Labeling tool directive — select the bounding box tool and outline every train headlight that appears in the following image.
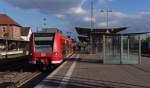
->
[54,52,58,57]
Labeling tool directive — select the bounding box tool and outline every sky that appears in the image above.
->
[0,0,150,35]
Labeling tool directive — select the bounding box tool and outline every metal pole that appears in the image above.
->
[36,26,39,32]
[43,17,47,28]
[5,38,8,59]
[90,0,94,53]
[91,0,94,29]
[4,31,9,59]
[120,35,123,64]
[91,0,94,50]
[103,35,106,61]
[127,37,130,59]
[106,8,109,29]
[138,35,141,64]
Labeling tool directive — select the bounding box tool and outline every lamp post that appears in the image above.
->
[90,0,94,53]
[43,17,47,28]
[100,8,112,60]
[100,8,112,31]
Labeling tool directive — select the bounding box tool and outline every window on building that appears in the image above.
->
[3,29,6,32]
[3,27,6,32]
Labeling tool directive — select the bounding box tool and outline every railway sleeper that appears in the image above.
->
[7,73,40,88]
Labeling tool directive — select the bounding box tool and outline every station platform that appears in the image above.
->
[35,54,150,88]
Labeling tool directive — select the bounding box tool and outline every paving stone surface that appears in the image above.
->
[35,54,150,88]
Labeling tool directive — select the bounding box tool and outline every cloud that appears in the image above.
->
[4,0,88,32]
[96,11,150,33]
[3,0,112,27]
[5,0,85,14]
[120,12,150,33]
[56,14,66,19]
[4,0,150,33]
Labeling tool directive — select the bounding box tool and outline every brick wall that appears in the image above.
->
[0,25,9,38]
[0,25,21,40]
[12,26,21,39]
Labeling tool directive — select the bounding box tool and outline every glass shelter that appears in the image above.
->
[102,34,142,64]
[76,27,148,64]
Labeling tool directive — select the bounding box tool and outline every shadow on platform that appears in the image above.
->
[77,58,103,64]
[66,54,103,64]
[37,75,149,88]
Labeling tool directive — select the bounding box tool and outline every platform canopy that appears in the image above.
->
[76,27,127,36]
[76,27,127,42]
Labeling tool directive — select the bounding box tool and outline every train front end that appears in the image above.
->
[29,33,54,69]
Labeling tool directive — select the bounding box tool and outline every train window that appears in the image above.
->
[35,45,52,52]
[35,41,53,52]
[35,41,53,45]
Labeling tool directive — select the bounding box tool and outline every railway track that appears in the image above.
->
[0,72,41,88]
[0,56,60,88]
[0,56,42,88]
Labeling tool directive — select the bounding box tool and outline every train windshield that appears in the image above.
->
[35,41,53,52]
[34,33,54,52]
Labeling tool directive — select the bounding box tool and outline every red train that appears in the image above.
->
[29,31,73,70]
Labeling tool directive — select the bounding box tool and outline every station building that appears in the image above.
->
[0,14,31,58]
